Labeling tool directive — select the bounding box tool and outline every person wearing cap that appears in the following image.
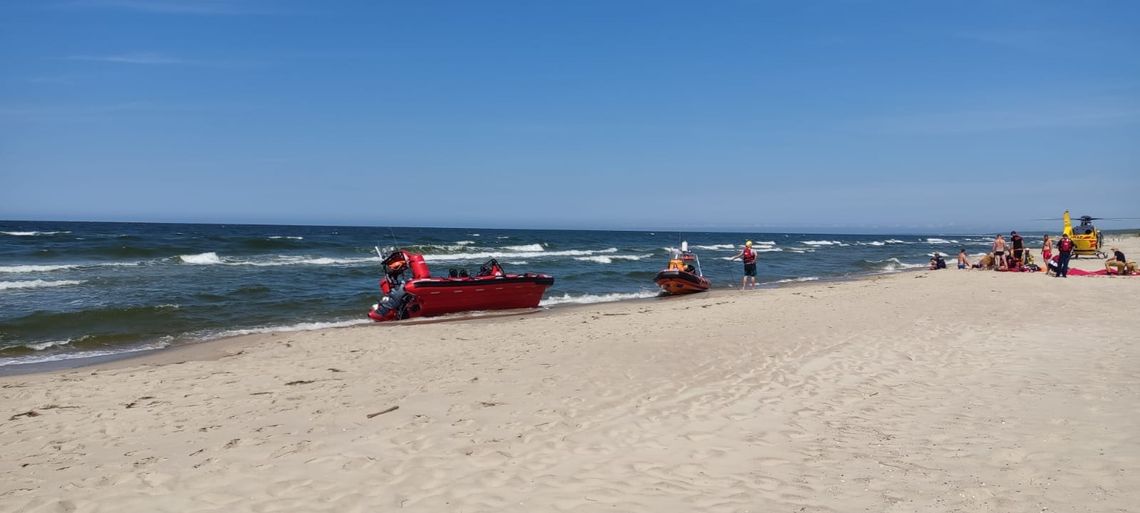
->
[1105,247,1136,276]
[729,240,758,289]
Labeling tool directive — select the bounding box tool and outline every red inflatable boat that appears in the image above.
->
[368,249,555,321]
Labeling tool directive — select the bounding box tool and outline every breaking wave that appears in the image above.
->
[692,244,736,250]
[422,248,618,263]
[213,319,371,338]
[178,252,224,265]
[573,254,653,264]
[502,243,545,252]
[540,290,660,306]
[773,277,820,284]
[0,279,84,290]
[860,257,926,273]
[0,342,170,368]
[1,231,70,236]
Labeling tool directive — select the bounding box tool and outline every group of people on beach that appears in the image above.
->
[936,231,1137,277]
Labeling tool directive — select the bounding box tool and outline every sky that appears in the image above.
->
[1,0,1138,233]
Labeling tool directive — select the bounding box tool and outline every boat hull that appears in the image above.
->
[369,274,554,321]
[654,270,710,295]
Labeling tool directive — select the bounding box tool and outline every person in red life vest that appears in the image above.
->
[730,240,759,289]
[1056,233,1075,278]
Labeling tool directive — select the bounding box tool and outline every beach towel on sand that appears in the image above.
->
[1067,268,1139,277]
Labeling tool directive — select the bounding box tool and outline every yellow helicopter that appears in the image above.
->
[1060,211,1104,259]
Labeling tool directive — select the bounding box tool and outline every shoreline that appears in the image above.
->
[3,232,1133,377]
[0,271,869,377]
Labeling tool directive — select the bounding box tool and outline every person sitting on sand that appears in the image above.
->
[973,253,994,270]
[929,253,946,270]
[957,248,971,269]
[1105,247,1137,276]
[729,240,758,289]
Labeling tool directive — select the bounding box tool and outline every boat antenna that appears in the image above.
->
[387,227,400,253]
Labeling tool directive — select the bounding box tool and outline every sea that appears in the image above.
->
[0,220,1001,371]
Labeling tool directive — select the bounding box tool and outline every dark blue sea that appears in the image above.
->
[0,221,998,370]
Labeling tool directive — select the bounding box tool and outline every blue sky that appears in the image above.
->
[1,0,1138,233]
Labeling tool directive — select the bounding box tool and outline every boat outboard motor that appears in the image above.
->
[376,284,416,320]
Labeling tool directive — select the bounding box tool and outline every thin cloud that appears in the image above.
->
[66,52,186,65]
[953,29,1056,50]
[62,0,280,15]
[848,102,1140,135]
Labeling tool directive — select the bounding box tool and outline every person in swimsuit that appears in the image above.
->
[1041,235,1052,269]
[956,248,971,269]
[991,235,1007,271]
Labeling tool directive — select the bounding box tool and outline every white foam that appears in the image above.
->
[422,247,618,263]
[25,339,74,351]
[454,240,475,246]
[692,244,736,250]
[801,240,846,246]
[0,262,142,273]
[573,254,653,264]
[885,239,908,244]
[540,290,659,306]
[502,243,545,252]
[774,277,820,284]
[242,256,378,267]
[926,238,959,244]
[179,252,223,265]
[214,319,371,338]
[1,231,70,236]
[268,236,304,240]
[0,264,80,273]
[874,257,926,272]
[0,279,84,290]
[0,341,170,367]
[861,241,886,246]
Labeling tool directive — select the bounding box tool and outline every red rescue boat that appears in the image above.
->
[654,242,710,294]
[368,249,555,321]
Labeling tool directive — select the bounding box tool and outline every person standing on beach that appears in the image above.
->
[1042,235,1052,268]
[730,240,758,289]
[1056,233,1075,278]
[1011,231,1024,264]
[991,234,1006,271]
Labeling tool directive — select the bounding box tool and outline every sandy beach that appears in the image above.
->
[3,238,1138,513]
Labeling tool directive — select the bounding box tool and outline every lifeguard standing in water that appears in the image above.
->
[730,240,758,289]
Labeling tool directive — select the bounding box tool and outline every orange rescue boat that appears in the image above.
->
[654,242,710,294]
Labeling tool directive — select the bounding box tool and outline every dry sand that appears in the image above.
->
[3,237,1139,513]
